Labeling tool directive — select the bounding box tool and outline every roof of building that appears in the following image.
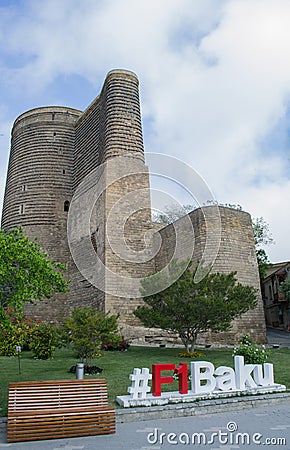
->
[264,261,290,280]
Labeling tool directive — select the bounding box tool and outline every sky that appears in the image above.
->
[1,0,290,263]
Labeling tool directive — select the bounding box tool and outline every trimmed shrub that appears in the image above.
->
[29,322,61,359]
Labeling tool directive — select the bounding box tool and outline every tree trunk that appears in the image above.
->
[185,332,198,353]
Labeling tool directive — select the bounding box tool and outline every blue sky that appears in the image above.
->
[1,0,290,262]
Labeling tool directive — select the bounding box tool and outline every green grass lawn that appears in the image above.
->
[1,345,289,417]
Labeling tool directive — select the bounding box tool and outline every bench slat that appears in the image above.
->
[7,379,116,442]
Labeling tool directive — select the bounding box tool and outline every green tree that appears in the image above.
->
[135,262,257,351]
[251,216,274,279]
[64,307,121,365]
[252,216,274,247]
[255,248,271,280]
[0,228,68,321]
[152,204,194,225]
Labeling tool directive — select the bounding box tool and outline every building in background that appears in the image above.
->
[262,261,290,331]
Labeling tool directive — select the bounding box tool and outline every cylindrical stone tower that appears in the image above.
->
[2,106,82,262]
[1,106,82,321]
[102,69,145,162]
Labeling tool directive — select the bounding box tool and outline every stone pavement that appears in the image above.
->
[267,327,290,347]
[1,396,290,449]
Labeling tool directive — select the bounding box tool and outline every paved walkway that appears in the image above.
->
[267,327,290,347]
[1,398,290,449]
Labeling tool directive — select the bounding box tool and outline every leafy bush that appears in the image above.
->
[233,334,268,364]
[240,335,255,346]
[0,308,64,359]
[29,322,61,359]
[101,338,130,352]
[0,308,32,356]
[64,307,121,365]
[0,328,26,356]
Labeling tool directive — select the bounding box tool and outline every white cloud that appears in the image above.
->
[0,0,229,92]
[237,181,290,262]
[0,0,290,261]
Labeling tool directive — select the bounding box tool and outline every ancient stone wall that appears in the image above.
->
[103,158,155,322]
[154,206,267,344]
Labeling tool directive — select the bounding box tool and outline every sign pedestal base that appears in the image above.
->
[116,384,286,408]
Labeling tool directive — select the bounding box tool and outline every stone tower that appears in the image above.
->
[2,70,154,323]
[1,69,267,343]
[1,106,82,320]
[1,105,81,254]
[70,69,154,322]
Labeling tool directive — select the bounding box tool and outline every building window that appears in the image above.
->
[52,113,55,121]
[21,184,26,192]
[19,204,25,214]
[63,169,66,174]
[58,147,63,155]
[269,285,273,301]
[53,132,56,142]
[64,201,70,212]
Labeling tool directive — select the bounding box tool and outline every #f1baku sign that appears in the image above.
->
[116,356,286,408]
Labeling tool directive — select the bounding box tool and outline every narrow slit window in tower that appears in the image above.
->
[64,201,70,212]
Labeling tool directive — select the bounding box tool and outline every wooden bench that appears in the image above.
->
[7,379,115,442]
